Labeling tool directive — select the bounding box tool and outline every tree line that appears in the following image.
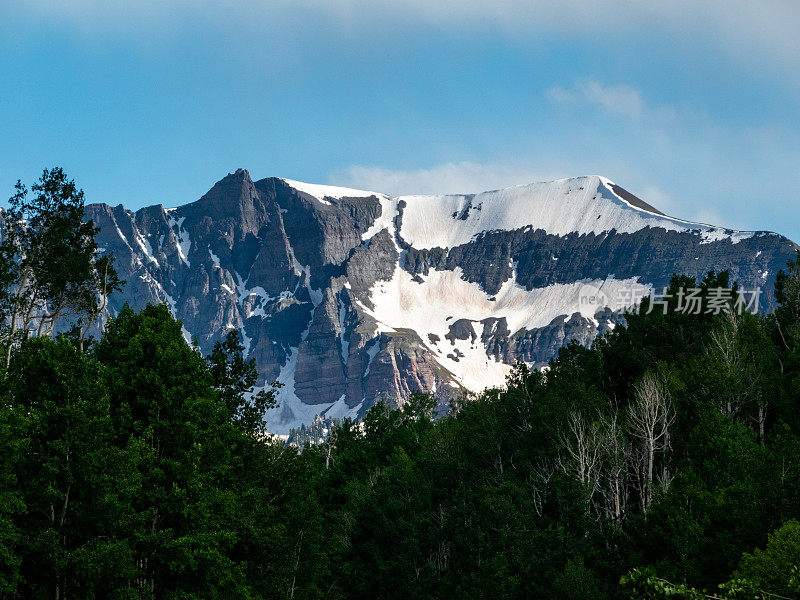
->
[1,170,799,598]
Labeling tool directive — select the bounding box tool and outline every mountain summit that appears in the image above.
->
[86,171,798,432]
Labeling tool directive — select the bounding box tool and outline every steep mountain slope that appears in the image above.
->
[86,169,798,432]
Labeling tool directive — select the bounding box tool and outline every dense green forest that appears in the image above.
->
[1,171,800,598]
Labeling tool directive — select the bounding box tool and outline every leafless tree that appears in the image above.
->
[627,372,675,513]
[529,458,556,518]
[599,410,628,524]
[321,424,338,470]
[708,311,747,417]
[558,411,603,497]
[755,392,768,445]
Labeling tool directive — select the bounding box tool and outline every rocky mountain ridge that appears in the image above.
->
[85,169,798,432]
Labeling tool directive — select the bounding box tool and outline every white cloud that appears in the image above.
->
[550,81,645,119]
[548,79,683,122]
[329,161,568,196]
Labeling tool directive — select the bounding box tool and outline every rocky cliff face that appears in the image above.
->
[86,169,799,432]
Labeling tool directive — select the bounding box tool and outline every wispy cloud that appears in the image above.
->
[549,81,645,119]
[548,80,682,122]
[330,161,568,196]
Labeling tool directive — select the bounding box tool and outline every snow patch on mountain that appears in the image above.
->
[395,175,756,249]
[262,348,315,433]
[359,264,650,391]
[362,193,398,244]
[293,258,322,306]
[338,296,349,365]
[167,215,191,266]
[425,322,512,394]
[264,364,364,433]
[134,230,159,267]
[363,336,381,378]
[208,246,221,267]
[323,395,363,421]
[699,228,757,245]
[260,258,334,433]
[363,264,649,336]
[113,223,132,252]
[281,179,382,206]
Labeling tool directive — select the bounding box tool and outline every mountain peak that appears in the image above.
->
[593,176,665,216]
[194,168,259,221]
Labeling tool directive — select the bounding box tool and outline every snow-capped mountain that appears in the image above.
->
[86,169,798,432]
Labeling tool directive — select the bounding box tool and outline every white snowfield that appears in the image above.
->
[395,175,757,249]
[282,174,757,248]
[359,265,651,393]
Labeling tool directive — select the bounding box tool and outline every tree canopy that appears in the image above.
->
[1,171,799,599]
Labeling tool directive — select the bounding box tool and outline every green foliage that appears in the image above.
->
[621,565,799,600]
[207,329,279,433]
[3,336,136,598]
[0,168,122,363]
[1,201,800,598]
[0,303,334,598]
[735,520,800,596]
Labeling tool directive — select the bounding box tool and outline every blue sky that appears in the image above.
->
[1,1,799,241]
